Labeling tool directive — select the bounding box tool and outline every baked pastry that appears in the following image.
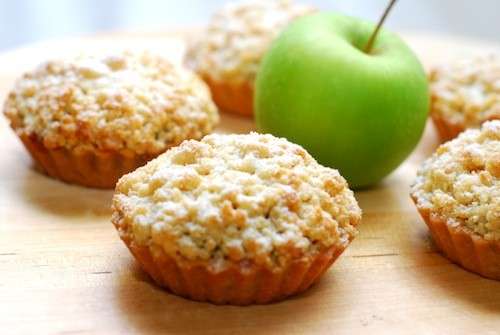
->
[3,51,219,188]
[112,132,361,304]
[186,0,315,116]
[429,55,500,142]
[411,120,500,280]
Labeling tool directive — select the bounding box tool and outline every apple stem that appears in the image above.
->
[364,0,398,54]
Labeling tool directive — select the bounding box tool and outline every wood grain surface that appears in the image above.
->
[0,30,499,335]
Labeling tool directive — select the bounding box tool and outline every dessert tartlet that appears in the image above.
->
[411,120,500,280]
[112,132,361,304]
[3,51,219,188]
[429,55,500,142]
[186,0,315,116]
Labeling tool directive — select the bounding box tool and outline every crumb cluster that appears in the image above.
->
[411,121,500,241]
[4,52,219,155]
[113,133,361,268]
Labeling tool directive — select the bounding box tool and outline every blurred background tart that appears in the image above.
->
[429,54,500,142]
[186,0,315,117]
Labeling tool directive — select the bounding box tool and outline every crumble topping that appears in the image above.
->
[113,132,361,269]
[3,51,219,155]
[411,120,500,241]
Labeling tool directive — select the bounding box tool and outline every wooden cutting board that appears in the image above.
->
[0,30,499,335]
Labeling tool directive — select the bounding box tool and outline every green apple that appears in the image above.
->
[255,12,429,188]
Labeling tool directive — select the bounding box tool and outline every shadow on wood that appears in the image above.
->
[407,224,500,314]
[113,258,349,335]
[20,165,113,217]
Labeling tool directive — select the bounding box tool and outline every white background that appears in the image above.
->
[0,0,499,51]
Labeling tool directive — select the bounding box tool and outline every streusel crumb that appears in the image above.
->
[429,55,500,128]
[411,120,500,241]
[188,0,315,84]
[113,132,361,269]
[4,51,219,155]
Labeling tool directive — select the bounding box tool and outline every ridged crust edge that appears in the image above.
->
[112,206,353,305]
[202,75,254,117]
[411,195,500,280]
[19,133,158,189]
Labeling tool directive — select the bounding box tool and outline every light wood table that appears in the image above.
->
[0,30,499,334]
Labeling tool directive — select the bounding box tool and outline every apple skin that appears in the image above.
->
[255,12,429,188]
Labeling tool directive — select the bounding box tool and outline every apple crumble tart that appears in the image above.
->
[186,0,315,116]
[112,132,361,304]
[429,55,500,142]
[3,51,218,188]
[411,120,500,279]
